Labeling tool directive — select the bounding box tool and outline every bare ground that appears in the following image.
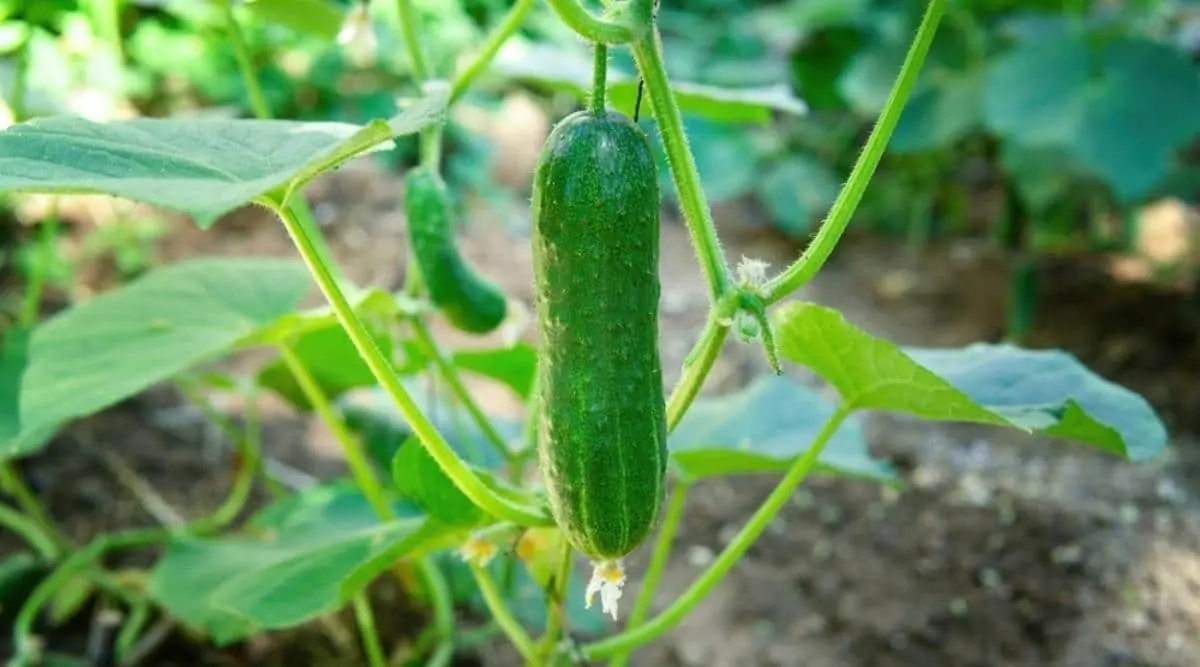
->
[4,129,1200,667]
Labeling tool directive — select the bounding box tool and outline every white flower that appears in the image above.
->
[458,532,499,567]
[585,559,627,621]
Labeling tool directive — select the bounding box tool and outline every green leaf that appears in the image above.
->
[756,155,841,237]
[668,373,895,483]
[5,258,310,461]
[242,0,344,39]
[392,436,484,527]
[492,41,806,125]
[773,302,1168,461]
[452,342,538,401]
[982,37,1091,146]
[149,482,441,643]
[0,87,448,227]
[837,41,906,115]
[255,289,403,412]
[339,384,519,472]
[889,68,983,154]
[0,327,29,441]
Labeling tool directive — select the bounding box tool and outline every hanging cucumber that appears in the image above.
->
[529,102,668,565]
[403,166,507,334]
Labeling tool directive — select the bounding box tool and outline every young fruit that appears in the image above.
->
[403,166,507,334]
[530,108,668,562]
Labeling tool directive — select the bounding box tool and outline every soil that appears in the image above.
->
[4,106,1200,667]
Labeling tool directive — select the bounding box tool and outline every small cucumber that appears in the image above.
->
[530,109,667,561]
[404,167,507,334]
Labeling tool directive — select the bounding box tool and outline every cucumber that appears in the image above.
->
[530,109,667,561]
[404,167,507,334]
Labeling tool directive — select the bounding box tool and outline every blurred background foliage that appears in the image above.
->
[1,0,1199,337]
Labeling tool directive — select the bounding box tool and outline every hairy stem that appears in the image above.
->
[264,198,550,527]
[582,406,853,659]
[536,538,575,659]
[591,42,608,113]
[544,0,644,44]
[665,318,730,432]
[762,0,948,303]
[449,0,536,104]
[630,22,731,303]
[607,481,689,667]
[472,563,538,663]
[408,317,515,465]
[280,343,393,521]
[222,1,271,121]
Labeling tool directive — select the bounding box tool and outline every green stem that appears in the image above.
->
[417,557,456,650]
[545,0,643,44]
[762,0,948,304]
[178,381,263,534]
[536,538,574,659]
[608,481,689,667]
[264,198,551,527]
[0,502,58,559]
[395,0,431,82]
[630,22,731,303]
[280,343,394,521]
[591,42,608,113]
[0,463,69,550]
[449,0,536,105]
[222,0,272,121]
[471,563,538,664]
[12,528,167,658]
[20,211,58,327]
[665,313,732,432]
[352,593,388,667]
[582,405,854,659]
[408,317,515,465]
[9,32,29,123]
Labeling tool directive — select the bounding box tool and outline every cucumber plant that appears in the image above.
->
[0,1,1173,666]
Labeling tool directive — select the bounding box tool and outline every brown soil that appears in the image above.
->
[4,125,1200,667]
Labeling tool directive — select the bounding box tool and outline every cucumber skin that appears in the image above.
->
[404,167,507,334]
[530,109,668,561]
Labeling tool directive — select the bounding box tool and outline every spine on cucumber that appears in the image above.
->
[403,167,507,334]
[530,108,667,561]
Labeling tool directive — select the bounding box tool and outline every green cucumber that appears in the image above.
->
[404,167,507,334]
[530,109,667,561]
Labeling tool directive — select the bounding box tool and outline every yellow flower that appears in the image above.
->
[459,532,498,567]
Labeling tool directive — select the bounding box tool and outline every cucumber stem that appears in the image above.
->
[762,0,947,304]
[545,0,645,44]
[591,42,609,114]
[449,0,537,105]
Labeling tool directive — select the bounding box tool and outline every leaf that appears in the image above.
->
[491,41,805,125]
[981,37,1092,146]
[149,482,442,643]
[1068,39,1200,201]
[5,259,310,461]
[0,327,29,441]
[243,0,344,39]
[837,41,906,115]
[0,87,448,227]
[392,436,484,527]
[773,302,1169,461]
[668,374,895,483]
[339,384,519,473]
[756,155,841,237]
[255,289,403,412]
[889,68,983,154]
[452,342,538,401]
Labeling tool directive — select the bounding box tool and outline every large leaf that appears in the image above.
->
[773,302,1168,461]
[889,67,983,154]
[492,41,806,125]
[243,0,344,39]
[452,342,538,401]
[149,482,442,644]
[0,87,448,227]
[668,373,895,483]
[4,259,310,461]
[392,436,484,527]
[0,327,29,440]
[982,37,1091,146]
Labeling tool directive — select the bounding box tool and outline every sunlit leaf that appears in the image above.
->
[452,342,538,401]
[392,436,484,527]
[774,302,1169,461]
[669,373,895,483]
